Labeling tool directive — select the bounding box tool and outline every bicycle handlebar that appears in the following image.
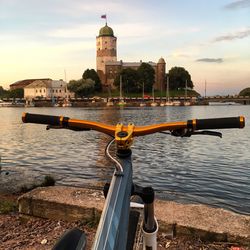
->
[22,113,245,137]
[194,117,245,130]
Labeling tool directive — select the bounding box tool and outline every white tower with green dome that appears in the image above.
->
[96,23,117,85]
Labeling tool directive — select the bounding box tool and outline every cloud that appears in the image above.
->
[224,0,250,10]
[213,28,250,42]
[196,58,223,63]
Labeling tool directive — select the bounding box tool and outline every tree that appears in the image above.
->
[0,86,8,98]
[82,69,102,91]
[8,88,24,98]
[168,67,193,90]
[114,68,139,93]
[68,79,95,97]
[137,63,155,92]
[239,87,250,96]
[1,86,24,99]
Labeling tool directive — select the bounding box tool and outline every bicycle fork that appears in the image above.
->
[103,182,158,250]
[132,184,158,250]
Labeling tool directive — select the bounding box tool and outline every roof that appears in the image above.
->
[25,80,51,88]
[158,57,166,64]
[99,24,114,37]
[10,78,51,88]
[24,79,67,89]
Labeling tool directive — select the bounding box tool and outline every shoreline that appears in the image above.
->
[18,186,250,246]
[1,187,249,249]
[0,186,250,250]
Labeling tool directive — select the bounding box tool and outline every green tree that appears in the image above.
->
[68,79,95,97]
[82,69,102,91]
[168,67,193,90]
[239,87,250,96]
[114,68,139,93]
[8,88,24,98]
[137,63,155,92]
[0,86,8,98]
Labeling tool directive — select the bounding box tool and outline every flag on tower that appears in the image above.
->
[101,14,106,19]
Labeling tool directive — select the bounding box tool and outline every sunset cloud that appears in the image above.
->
[196,58,223,63]
[213,28,250,42]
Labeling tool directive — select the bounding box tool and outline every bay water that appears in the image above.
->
[0,105,249,214]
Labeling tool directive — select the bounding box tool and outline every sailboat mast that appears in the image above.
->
[166,76,170,102]
[205,80,207,98]
[142,82,144,101]
[120,75,122,99]
[185,79,187,101]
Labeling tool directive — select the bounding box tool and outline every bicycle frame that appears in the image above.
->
[92,150,133,250]
[92,147,158,250]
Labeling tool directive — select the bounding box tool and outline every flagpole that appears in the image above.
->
[101,14,107,25]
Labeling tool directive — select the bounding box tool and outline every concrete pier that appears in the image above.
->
[18,186,250,246]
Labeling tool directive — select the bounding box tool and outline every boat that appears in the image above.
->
[0,100,24,107]
[106,86,114,106]
[209,101,239,106]
[150,86,158,107]
[183,101,191,106]
[0,100,14,107]
[165,76,173,106]
[118,75,126,106]
[118,98,126,106]
[172,101,181,106]
[106,97,114,106]
[62,102,72,107]
[62,83,72,107]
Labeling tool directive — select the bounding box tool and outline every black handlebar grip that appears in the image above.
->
[193,116,245,130]
[22,112,69,126]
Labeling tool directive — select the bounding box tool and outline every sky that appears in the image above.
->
[0,0,250,95]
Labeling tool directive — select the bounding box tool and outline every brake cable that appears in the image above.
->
[105,138,124,175]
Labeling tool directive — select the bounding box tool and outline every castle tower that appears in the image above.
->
[156,57,166,91]
[96,24,117,85]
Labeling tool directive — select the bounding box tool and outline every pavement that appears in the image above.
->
[18,186,250,246]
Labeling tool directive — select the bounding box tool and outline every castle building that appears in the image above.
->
[96,23,166,91]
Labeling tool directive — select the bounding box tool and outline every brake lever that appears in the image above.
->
[46,125,62,130]
[46,125,90,131]
[161,129,222,138]
[192,131,222,138]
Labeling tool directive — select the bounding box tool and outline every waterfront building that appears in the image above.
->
[96,23,166,90]
[24,79,74,100]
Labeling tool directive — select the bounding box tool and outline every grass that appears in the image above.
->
[20,175,55,193]
[0,200,18,214]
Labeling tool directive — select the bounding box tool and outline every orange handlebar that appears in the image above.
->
[22,113,245,138]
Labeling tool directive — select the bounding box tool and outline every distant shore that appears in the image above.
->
[2,94,250,107]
